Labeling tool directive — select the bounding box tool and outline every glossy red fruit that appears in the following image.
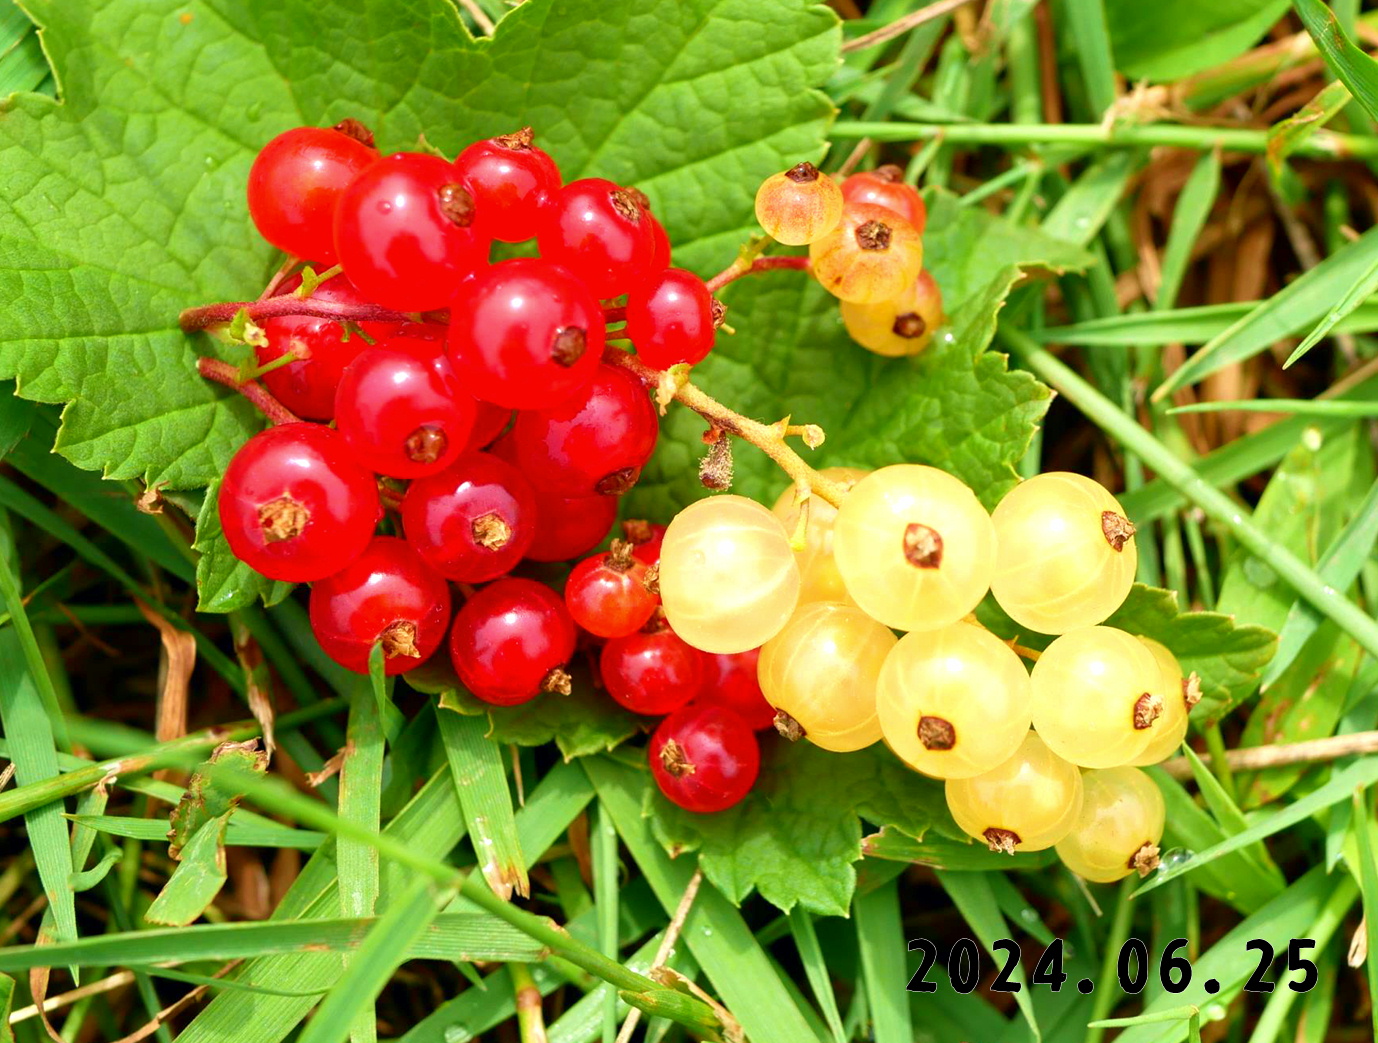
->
[247,124,377,264]
[450,578,577,706]
[840,165,927,234]
[624,268,718,369]
[256,274,404,421]
[649,704,760,813]
[536,178,657,299]
[465,401,513,452]
[453,127,561,243]
[645,214,672,272]
[333,152,488,312]
[600,624,703,716]
[218,424,381,582]
[447,258,605,410]
[401,451,537,582]
[564,541,659,638]
[335,338,477,479]
[308,536,450,675]
[695,648,774,730]
[623,520,666,568]
[507,363,658,497]
[525,489,619,562]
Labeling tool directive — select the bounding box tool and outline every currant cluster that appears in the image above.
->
[754,162,944,357]
[655,467,1185,882]
[219,122,725,696]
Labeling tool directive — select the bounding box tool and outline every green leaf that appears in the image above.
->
[437,708,528,899]
[168,739,269,858]
[852,878,913,1043]
[650,740,948,915]
[1106,0,1290,81]
[433,680,644,762]
[1267,80,1351,178]
[194,480,294,613]
[1293,0,1378,125]
[632,190,1092,519]
[144,812,231,926]
[0,383,33,461]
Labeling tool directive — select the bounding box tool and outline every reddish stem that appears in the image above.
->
[180,294,412,332]
[197,358,301,426]
[603,305,627,324]
[705,255,810,293]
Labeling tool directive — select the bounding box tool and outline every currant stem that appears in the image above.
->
[602,346,849,508]
[704,255,810,294]
[179,294,412,332]
[196,358,301,426]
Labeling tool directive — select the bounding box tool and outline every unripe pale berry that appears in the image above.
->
[659,495,801,654]
[757,601,895,753]
[945,732,1083,853]
[840,270,943,358]
[1055,766,1166,882]
[809,202,923,304]
[769,466,869,606]
[832,464,995,632]
[754,162,843,246]
[990,472,1137,635]
[877,622,1033,779]
[1130,637,1198,766]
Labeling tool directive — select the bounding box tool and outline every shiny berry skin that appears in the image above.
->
[646,214,672,272]
[333,152,488,312]
[625,268,719,369]
[247,125,377,264]
[256,274,403,421]
[218,424,381,583]
[308,536,450,675]
[809,202,923,304]
[839,165,927,234]
[600,624,703,716]
[565,541,658,638]
[507,363,658,497]
[536,178,657,299]
[401,451,537,582]
[465,401,513,452]
[624,521,667,567]
[650,704,759,814]
[448,258,605,410]
[450,578,577,706]
[840,269,943,359]
[695,648,774,730]
[452,127,561,243]
[754,162,843,246]
[525,489,619,562]
[335,338,477,479]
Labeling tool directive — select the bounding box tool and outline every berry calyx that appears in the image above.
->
[839,165,927,233]
[564,540,659,638]
[649,704,759,813]
[600,621,704,716]
[308,536,450,675]
[839,270,944,358]
[219,424,380,582]
[447,258,605,410]
[452,127,562,242]
[754,162,844,246]
[449,578,577,706]
[247,125,378,263]
[808,202,923,304]
[536,178,657,299]
[624,268,719,369]
[401,450,538,582]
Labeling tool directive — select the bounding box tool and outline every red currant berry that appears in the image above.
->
[622,520,667,568]
[447,258,604,410]
[308,536,450,675]
[465,401,513,452]
[649,704,760,813]
[333,152,488,312]
[525,489,619,562]
[334,337,477,479]
[536,178,657,299]
[507,363,658,497]
[247,124,377,264]
[694,648,774,730]
[256,274,402,421]
[600,623,703,716]
[401,451,537,582]
[450,578,577,706]
[218,424,380,582]
[624,268,719,369]
[645,214,672,273]
[840,165,927,234]
[453,127,561,243]
[564,540,659,639]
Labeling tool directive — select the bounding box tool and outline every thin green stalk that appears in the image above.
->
[834,120,1378,158]
[511,963,549,1043]
[1001,326,1378,663]
[1083,879,1136,1043]
[1203,725,1238,802]
[1170,398,1378,416]
[593,801,621,1043]
[1182,512,1217,609]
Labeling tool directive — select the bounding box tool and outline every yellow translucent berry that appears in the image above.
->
[770,467,870,605]
[945,732,1084,853]
[1130,638,1195,766]
[1030,626,1168,768]
[659,494,801,654]
[757,601,896,752]
[877,622,1033,779]
[832,464,995,632]
[1055,766,1166,882]
[839,269,944,357]
[990,472,1138,635]
[754,162,844,246]
[808,202,924,304]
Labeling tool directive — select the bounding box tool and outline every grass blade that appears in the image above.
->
[936,871,1038,1039]
[1157,150,1220,311]
[437,708,528,899]
[853,876,913,1043]
[1284,252,1378,368]
[1353,791,1378,1043]
[592,799,620,1043]
[67,814,323,849]
[1169,398,1378,416]
[1293,0,1378,123]
[788,907,846,1043]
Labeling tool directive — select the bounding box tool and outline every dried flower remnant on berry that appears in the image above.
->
[902,522,943,568]
[381,621,421,659]
[1133,691,1164,730]
[660,739,695,777]
[438,183,477,227]
[471,511,513,550]
[550,327,588,367]
[1130,841,1161,877]
[494,126,536,150]
[541,668,573,696]
[855,219,892,251]
[259,497,309,542]
[332,118,376,148]
[405,426,448,464]
[774,710,806,741]
[1102,511,1136,551]
[893,312,927,338]
[786,161,821,183]
[984,828,1020,855]
[918,716,955,751]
